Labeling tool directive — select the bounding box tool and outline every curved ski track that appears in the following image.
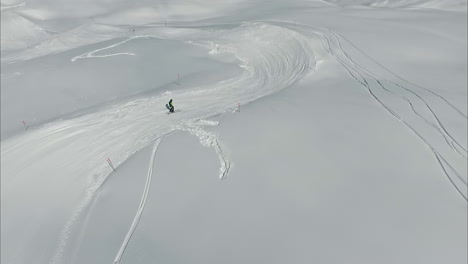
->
[2,19,467,264]
[1,21,315,264]
[113,138,162,264]
[274,21,467,200]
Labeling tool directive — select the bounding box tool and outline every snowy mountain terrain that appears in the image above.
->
[1,0,467,263]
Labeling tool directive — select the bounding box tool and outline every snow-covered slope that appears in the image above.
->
[324,0,467,11]
[1,0,467,264]
[0,12,50,50]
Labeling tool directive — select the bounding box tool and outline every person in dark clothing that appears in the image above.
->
[166,99,174,113]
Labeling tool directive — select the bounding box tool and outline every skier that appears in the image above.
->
[166,99,174,113]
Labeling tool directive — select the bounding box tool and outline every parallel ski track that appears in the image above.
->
[113,138,162,264]
[326,32,468,201]
[274,21,467,201]
[1,21,315,264]
[3,19,466,264]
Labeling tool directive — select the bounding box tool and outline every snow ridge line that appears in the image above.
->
[113,138,162,264]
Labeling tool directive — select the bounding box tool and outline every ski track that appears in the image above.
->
[176,119,231,179]
[113,138,162,264]
[71,36,143,62]
[1,21,315,264]
[2,18,466,263]
[277,21,467,201]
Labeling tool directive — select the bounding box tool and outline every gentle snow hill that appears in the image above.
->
[1,0,467,264]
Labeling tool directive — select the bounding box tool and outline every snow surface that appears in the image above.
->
[1,0,467,264]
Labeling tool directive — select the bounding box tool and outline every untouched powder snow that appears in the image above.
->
[0,12,50,50]
[1,0,467,264]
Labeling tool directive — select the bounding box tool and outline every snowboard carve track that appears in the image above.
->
[3,18,466,264]
[1,22,315,263]
[113,138,162,264]
[338,33,467,119]
[296,24,468,201]
[268,20,466,201]
[331,31,467,158]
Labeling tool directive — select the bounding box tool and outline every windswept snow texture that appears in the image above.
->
[1,0,467,264]
[324,0,467,11]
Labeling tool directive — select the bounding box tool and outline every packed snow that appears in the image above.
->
[1,0,467,263]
